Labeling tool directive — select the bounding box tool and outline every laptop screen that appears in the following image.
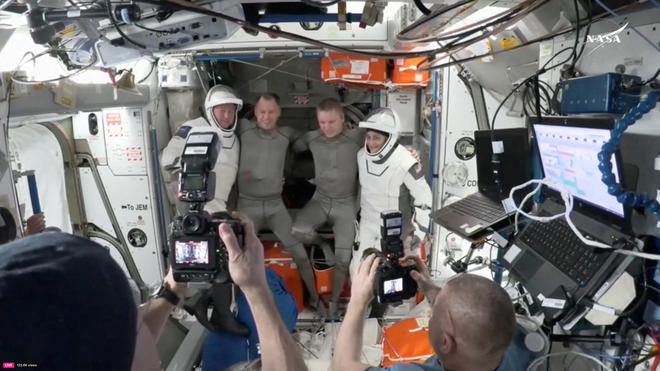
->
[533,123,624,218]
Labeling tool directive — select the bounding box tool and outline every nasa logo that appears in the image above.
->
[585,23,627,57]
[586,23,627,44]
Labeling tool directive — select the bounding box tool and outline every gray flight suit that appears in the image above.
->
[237,120,319,304]
[291,128,363,308]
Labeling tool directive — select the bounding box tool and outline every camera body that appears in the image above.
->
[376,211,418,304]
[170,131,243,283]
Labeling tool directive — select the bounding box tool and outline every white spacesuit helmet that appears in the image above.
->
[204,85,243,133]
[359,107,401,160]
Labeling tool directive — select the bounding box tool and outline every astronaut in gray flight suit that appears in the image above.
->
[291,98,362,317]
[236,93,321,311]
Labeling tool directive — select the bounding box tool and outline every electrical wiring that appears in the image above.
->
[396,0,477,43]
[10,48,98,85]
[489,46,575,132]
[137,60,156,84]
[490,0,590,130]
[105,0,145,49]
[402,0,546,46]
[416,0,645,73]
[527,351,613,371]
[509,178,660,261]
[413,0,431,16]
[639,67,660,86]
[132,0,539,60]
[509,178,610,248]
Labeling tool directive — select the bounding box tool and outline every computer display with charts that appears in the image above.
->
[533,124,624,218]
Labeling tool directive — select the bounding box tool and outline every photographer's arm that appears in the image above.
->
[333,255,380,371]
[138,268,185,341]
[220,213,308,371]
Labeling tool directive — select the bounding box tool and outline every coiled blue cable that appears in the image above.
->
[598,90,660,218]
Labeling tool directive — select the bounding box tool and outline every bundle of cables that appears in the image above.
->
[598,90,660,218]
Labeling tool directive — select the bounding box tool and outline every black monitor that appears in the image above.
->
[528,116,629,230]
[474,128,531,196]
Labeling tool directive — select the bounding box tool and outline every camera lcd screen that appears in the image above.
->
[383,277,404,294]
[385,217,402,228]
[182,175,205,191]
[174,240,209,265]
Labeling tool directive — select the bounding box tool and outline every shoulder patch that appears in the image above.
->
[408,163,425,180]
[175,125,192,139]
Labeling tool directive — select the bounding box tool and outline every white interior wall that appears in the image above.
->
[7,124,73,233]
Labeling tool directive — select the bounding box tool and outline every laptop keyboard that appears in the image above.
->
[450,193,506,223]
[518,219,609,285]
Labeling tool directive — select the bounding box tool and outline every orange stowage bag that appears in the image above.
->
[312,266,352,299]
[321,52,387,89]
[263,241,305,312]
[391,57,429,89]
[314,266,333,296]
[381,318,435,367]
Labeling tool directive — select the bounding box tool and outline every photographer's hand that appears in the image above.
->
[219,212,308,371]
[351,254,380,308]
[333,254,380,370]
[400,254,440,305]
[219,212,267,292]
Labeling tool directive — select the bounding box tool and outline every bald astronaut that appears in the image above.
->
[161,85,242,214]
[237,93,321,310]
[352,108,433,276]
[292,98,362,317]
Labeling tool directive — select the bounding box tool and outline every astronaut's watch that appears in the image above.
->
[151,282,181,306]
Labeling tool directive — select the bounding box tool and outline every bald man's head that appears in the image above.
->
[428,274,515,371]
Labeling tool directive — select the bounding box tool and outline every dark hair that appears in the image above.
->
[0,233,137,370]
[367,128,389,137]
[255,93,281,105]
[317,98,344,117]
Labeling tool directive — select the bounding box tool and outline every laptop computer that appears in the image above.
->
[503,116,633,326]
[432,128,530,240]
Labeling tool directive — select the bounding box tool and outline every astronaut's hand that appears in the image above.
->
[25,213,46,235]
[399,254,439,305]
[407,148,421,163]
[219,212,268,293]
[350,254,380,308]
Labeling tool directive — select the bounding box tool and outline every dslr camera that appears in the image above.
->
[375,211,418,304]
[170,131,243,284]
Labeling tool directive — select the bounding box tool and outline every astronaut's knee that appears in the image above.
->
[291,225,315,245]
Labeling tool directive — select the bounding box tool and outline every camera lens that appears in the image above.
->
[182,214,203,234]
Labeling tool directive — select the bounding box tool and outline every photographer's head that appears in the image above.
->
[0,233,137,370]
[428,274,515,371]
[205,85,243,132]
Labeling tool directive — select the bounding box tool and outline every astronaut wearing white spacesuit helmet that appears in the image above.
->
[160,85,242,214]
[352,108,433,277]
